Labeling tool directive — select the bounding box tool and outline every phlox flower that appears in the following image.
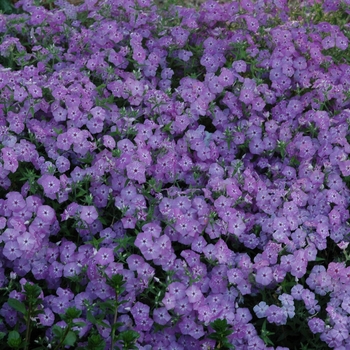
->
[80,205,98,225]
[126,161,146,184]
[153,307,171,326]
[3,241,22,261]
[63,262,82,278]
[265,305,287,325]
[36,205,56,224]
[1,147,18,173]
[131,301,153,331]
[95,247,114,266]
[6,192,26,212]
[37,174,60,196]
[38,308,55,327]
[16,232,35,252]
[308,317,325,334]
[255,266,274,286]
[102,135,116,150]
[185,285,203,303]
[254,301,269,318]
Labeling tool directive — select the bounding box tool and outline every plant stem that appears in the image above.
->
[24,306,32,350]
[111,292,118,350]
[53,326,71,350]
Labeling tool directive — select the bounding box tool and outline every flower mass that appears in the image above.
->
[0,0,350,348]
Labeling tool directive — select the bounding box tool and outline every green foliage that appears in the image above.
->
[85,333,106,350]
[0,0,17,15]
[83,274,140,350]
[7,299,26,315]
[7,331,21,349]
[51,307,83,350]
[116,330,140,350]
[5,283,44,350]
[208,319,235,349]
[52,326,77,348]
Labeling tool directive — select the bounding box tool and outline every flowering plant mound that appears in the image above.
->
[1,0,350,349]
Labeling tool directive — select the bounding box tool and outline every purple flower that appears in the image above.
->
[97,319,111,339]
[255,266,274,286]
[162,292,176,311]
[31,261,49,280]
[131,302,153,331]
[232,60,246,73]
[126,161,146,184]
[239,88,255,105]
[93,280,114,300]
[1,302,18,327]
[36,205,56,224]
[63,262,82,278]
[38,308,55,326]
[16,232,35,252]
[37,174,60,196]
[153,307,171,326]
[126,254,145,271]
[13,258,31,276]
[50,296,71,315]
[13,86,28,102]
[2,147,18,173]
[80,205,98,225]
[308,317,325,334]
[167,282,187,301]
[55,155,70,173]
[121,216,136,229]
[3,241,22,261]
[134,231,153,251]
[178,315,196,335]
[265,305,287,325]
[253,301,268,318]
[336,35,348,50]
[185,285,203,304]
[95,247,114,266]
[74,292,93,311]
[48,261,63,279]
[6,192,26,212]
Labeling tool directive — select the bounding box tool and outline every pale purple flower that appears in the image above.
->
[80,205,98,224]
[17,232,35,252]
[254,301,268,318]
[95,247,114,265]
[255,266,274,286]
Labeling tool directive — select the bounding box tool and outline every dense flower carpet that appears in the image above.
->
[0,0,350,349]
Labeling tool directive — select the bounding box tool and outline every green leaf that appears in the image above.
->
[162,122,173,133]
[85,236,104,250]
[53,127,63,135]
[7,298,26,315]
[0,0,16,14]
[23,283,42,299]
[74,321,86,328]
[87,334,106,350]
[52,325,63,338]
[117,330,140,348]
[7,330,21,348]
[63,331,77,347]
[106,274,125,294]
[86,310,97,324]
[63,307,82,321]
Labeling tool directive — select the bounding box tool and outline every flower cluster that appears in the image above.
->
[0,0,350,349]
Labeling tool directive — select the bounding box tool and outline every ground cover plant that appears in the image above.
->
[0,0,350,348]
